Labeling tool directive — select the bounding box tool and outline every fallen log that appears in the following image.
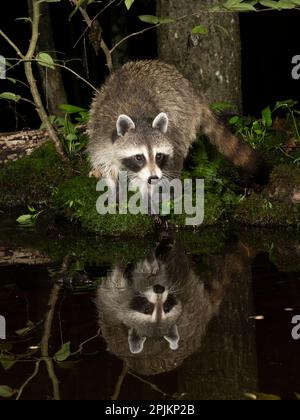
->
[0,246,51,266]
[0,129,48,165]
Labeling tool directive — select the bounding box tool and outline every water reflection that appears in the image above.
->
[1,223,300,400]
[96,241,253,377]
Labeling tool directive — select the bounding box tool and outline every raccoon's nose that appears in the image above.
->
[153,284,165,294]
[148,176,159,185]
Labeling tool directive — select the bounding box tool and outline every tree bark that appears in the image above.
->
[27,1,68,116]
[177,244,257,399]
[157,0,242,112]
[0,130,48,164]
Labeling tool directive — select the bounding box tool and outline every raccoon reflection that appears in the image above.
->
[96,244,250,375]
[96,251,186,354]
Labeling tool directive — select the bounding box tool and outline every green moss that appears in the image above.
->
[267,164,300,202]
[53,176,156,237]
[169,191,237,229]
[235,194,300,226]
[0,142,69,210]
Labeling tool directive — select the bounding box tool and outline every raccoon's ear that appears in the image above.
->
[152,112,169,134]
[164,324,180,350]
[128,328,146,354]
[117,114,136,136]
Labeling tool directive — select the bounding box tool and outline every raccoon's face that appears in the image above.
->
[126,281,182,354]
[114,113,174,188]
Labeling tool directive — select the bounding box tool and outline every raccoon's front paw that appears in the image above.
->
[89,168,102,179]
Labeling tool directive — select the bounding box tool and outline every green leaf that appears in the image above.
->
[69,0,89,19]
[16,214,34,226]
[58,104,87,114]
[192,25,208,35]
[157,17,175,24]
[224,0,243,8]
[138,15,160,24]
[125,0,135,10]
[27,206,37,213]
[229,116,240,124]
[229,3,257,10]
[66,133,78,142]
[262,106,272,127]
[0,355,17,371]
[138,15,174,25]
[0,92,21,102]
[15,17,32,23]
[277,0,296,8]
[0,386,16,398]
[6,78,17,84]
[260,0,295,8]
[37,52,55,70]
[15,321,35,336]
[54,342,71,362]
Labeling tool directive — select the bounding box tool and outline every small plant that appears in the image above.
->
[43,105,89,157]
[228,100,300,163]
[228,106,273,148]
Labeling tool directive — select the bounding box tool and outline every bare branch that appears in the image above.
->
[110,25,160,55]
[111,362,129,401]
[0,30,24,58]
[23,0,66,159]
[69,0,113,73]
[55,62,99,92]
[15,360,41,401]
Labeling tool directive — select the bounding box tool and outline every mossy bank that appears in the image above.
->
[0,143,299,236]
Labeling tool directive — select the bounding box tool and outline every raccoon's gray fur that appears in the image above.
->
[88,60,266,190]
[96,243,249,376]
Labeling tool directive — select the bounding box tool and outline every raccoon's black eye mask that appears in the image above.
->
[122,155,146,172]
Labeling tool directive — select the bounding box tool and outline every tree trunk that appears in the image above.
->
[177,244,257,399]
[27,1,68,116]
[157,0,242,112]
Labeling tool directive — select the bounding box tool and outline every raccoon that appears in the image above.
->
[88,60,268,195]
[96,243,250,375]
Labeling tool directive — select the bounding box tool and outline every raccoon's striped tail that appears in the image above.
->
[199,105,270,185]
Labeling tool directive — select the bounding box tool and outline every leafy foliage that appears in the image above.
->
[43,105,89,157]
[228,100,300,164]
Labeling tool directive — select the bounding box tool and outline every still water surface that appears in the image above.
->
[0,217,300,400]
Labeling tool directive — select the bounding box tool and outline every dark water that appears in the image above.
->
[0,217,300,401]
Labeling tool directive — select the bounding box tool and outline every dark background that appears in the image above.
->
[0,2,300,132]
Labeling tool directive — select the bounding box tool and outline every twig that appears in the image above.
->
[71,328,101,356]
[128,371,168,397]
[110,24,160,55]
[73,0,117,49]
[55,63,99,93]
[69,0,113,72]
[0,30,24,58]
[111,361,129,400]
[15,360,41,401]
